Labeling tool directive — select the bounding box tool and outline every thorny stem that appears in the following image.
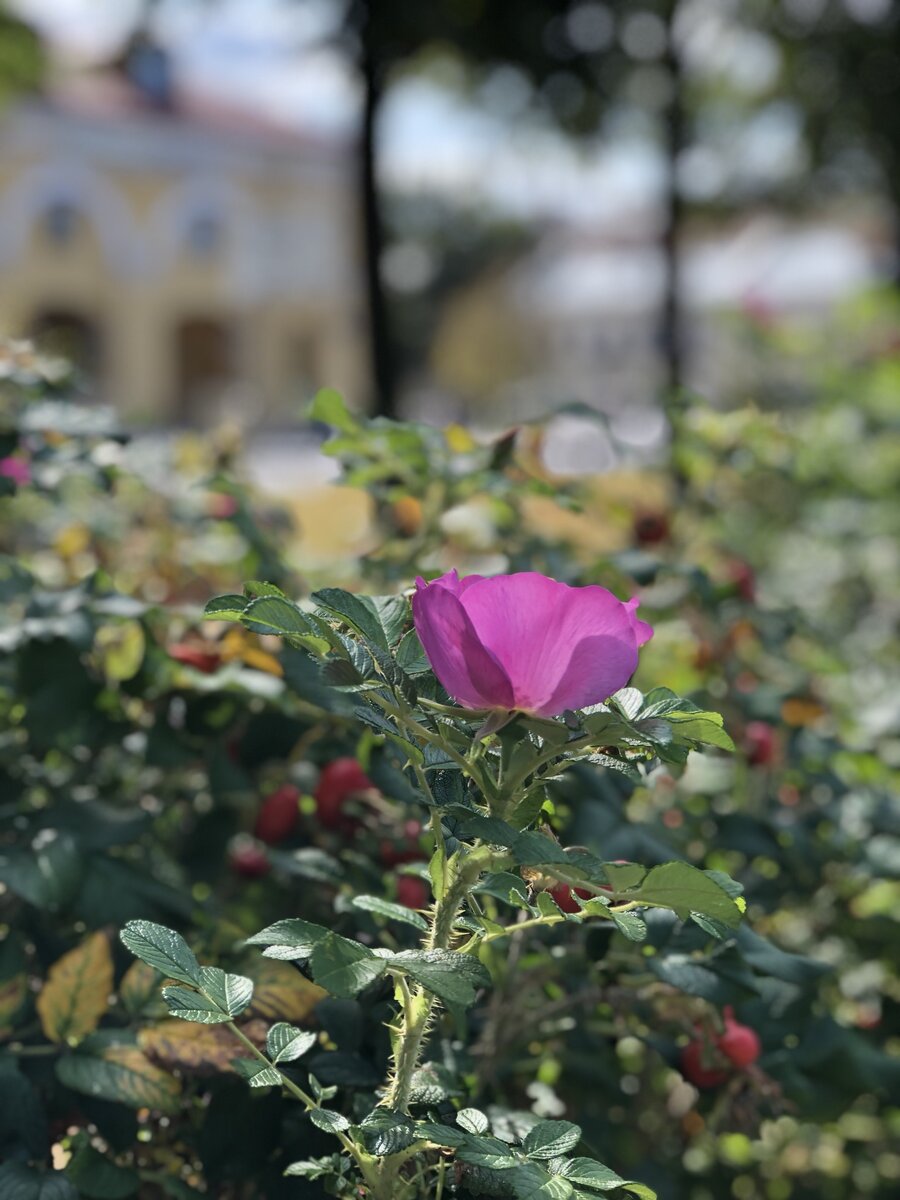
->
[384,847,508,1113]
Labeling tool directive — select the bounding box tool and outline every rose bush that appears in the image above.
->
[1,323,898,1200]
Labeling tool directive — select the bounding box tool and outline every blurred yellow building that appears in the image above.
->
[0,52,365,424]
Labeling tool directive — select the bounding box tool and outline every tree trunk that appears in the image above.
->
[359,31,396,418]
[659,6,685,403]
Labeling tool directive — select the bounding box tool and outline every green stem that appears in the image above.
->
[384,847,506,1112]
[226,1022,360,1161]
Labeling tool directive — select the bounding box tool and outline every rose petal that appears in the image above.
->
[539,632,640,716]
[412,579,514,709]
[457,573,649,715]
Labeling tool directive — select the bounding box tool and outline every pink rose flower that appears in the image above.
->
[0,455,30,486]
[412,570,653,717]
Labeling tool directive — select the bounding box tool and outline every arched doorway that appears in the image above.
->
[29,310,102,382]
[174,317,235,424]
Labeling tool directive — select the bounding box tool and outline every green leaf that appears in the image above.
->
[231,1058,282,1088]
[456,1134,519,1170]
[245,918,329,961]
[311,588,391,649]
[366,595,410,646]
[611,910,648,941]
[351,894,428,930]
[309,387,359,433]
[0,1163,79,1200]
[202,594,247,621]
[357,1109,417,1155]
[457,1108,490,1134]
[505,1163,574,1199]
[198,966,254,1017]
[632,862,743,927]
[0,831,82,912]
[162,987,233,1024]
[387,949,491,1008]
[266,1022,317,1063]
[240,595,316,646]
[417,1121,468,1148]
[243,581,288,599]
[56,1036,181,1114]
[119,921,201,986]
[66,1143,139,1198]
[310,933,386,998]
[665,710,735,752]
[310,1107,351,1134]
[561,1158,637,1191]
[522,1120,581,1158]
[395,629,431,675]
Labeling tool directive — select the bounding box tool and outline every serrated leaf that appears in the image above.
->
[203,594,247,621]
[351,894,428,930]
[387,949,490,1009]
[632,862,742,927]
[408,1062,463,1104]
[240,595,316,647]
[266,1022,317,1063]
[611,910,648,941]
[561,1158,630,1190]
[456,1134,519,1169]
[310,1107,350,1133]
[119,921,201,986]
[311,588,389,648]
[457,1108,490,1134]
[310,933,386,998]
[243,581,288,600]
[357,1110,417,1155]
[198,966,253,1017]
[56,1039,181,1114]
[522,1120,581,1159]
[37,931,113,1044]
[162,986,232,1024]
[505,1163,574,1199]
[665,710,734,752]
[245,918,329,961]
[417,1121,468,1147]
[246,958,327,1022]
[231,1057,282,1088]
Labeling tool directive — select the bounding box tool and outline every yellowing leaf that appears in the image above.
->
[54,523,90,558]
[95,620,146,682]
[139,1018,268,1075]
[118,959,164,1016]
[246,958,326,1024]
[57,1042,182,1114]
[445,423,477,453]
[240,646,284,676]
[37,931,113,1044]
[0,971,28,1036]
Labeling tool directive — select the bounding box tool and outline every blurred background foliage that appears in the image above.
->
[1,309,898,1197]
[1,0,899,1197]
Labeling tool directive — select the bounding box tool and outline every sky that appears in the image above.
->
[8,0,664,222]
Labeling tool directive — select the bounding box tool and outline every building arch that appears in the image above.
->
[0,160,146,275]
[148,175,262,297]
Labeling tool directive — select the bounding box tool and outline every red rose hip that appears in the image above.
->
[718,1007,761,1068]
[254,784,300,845]
[680,1039,730,1089]
[314,758,374,830]
[396,875,430,910]
[549,883,593,914]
